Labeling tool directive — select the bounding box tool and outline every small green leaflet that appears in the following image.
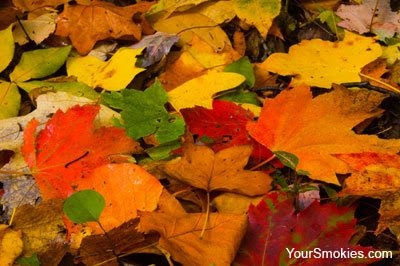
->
[102,79,185,145]
[63,190,105,224]
[273,151,299,170]
[16,253,40,266]
[217,87,261,106]
[146,139,181,160]
[224,56,255,87]
[317,10,344,39]
[10,46,71,82]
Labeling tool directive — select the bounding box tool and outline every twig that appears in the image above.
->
[16,15,34,44]
[340,81,400,98]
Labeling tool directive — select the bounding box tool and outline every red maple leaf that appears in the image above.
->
[234,191,380,266]
[22,104,142,199]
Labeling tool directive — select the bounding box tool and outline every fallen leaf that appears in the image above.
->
[140,197,248,266]
[189,0,236,24]
[67,47,145,91]
[56,1,153,54]
[21,104,142,199]
[12,0,67,12]
[0,224,23,266]
[13,12,57,45]
[181,100,254,151]
[0,25,14,73]
[164,143,272,196]
[130,32,179,67]
[0,82,21,119]
[258,31,381,88]
[77,218,158,265]
[336,0,400,40]
[168,72,245,110]
[152,13,231,52]
[102,79,185,144]
[10,46,72,82]
[224,56,255,87]
[13,199,66,256]
[234,191,379,265]
[73,163,163,233]
[381,43,400,65]
[17,79,99,100]
[247,84,400,184]
[147,0,208,19]
[212,192,263,214]
[233,0,281,37]
[87,42,117,61]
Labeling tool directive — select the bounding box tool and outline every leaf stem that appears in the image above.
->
[199,191,210,239]
[358,73,400,94]
[250,154,276,171]
[96,221,123,266]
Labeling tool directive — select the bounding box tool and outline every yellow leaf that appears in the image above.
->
[168,72,245,110]
[0,224,23,266]
[67,47,145,91]
[147,0,209,19]
[381,43,400,66]
[0,82,21,120]
[213,193,263,214]
[189,1,236,24]
[0,25,14,73]
[152,13,231,52]
[233,0,281,37]
[259,31,382,88]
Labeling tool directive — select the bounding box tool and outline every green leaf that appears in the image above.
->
[16,253,40,266]
[216,87,261,106]
[146,140,181,160]
[10,46,71,82]
[102,79,185,144]
[273,151,299,170]
[317,10,344,39]
[297,169,310,176]
[224,56,255,87]
[17,80,99,100]
[0,82,21,119]
[63,190,105,224]
[0,25,14,73]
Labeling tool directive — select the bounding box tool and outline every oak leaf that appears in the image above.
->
[247,84,400,184]
[258,31,381,88]
[234,191,379,265]
[21,104,142,199]
[55,1,154,54]
[164,142,272,196]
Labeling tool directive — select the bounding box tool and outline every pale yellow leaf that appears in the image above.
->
[0,25,14,73]
[13,12,57,45]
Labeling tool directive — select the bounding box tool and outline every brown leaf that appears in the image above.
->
[164,143,272,196]
[55,1,154,54]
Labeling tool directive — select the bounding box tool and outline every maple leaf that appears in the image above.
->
[67,47,145,91]
[258,31,381,88]
[102,79,185,144]
[139,191,248,266]
[55,1,154,55]
[72,163,163,233]
[336,153,400,233]
[181,100,254,151]
[234,191,379,265]
[247,84,400,184]
[164,142,272,196]
[21,104,142,199]
[336,0,400,40]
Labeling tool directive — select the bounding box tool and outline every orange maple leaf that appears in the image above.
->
[22,104,142,199]
[55,1,154,54]
[247,84,400,184]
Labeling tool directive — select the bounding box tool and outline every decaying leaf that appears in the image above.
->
[56,0,154,54]
[13,12,57,45]
[247,84,400,184]
[258,31,381,88]
[164,142,272,196]
[168,72,245,110]
[130,32,179,67]
[67,47,145,91]
[336,0,400,40]
[13,199,66,256]
[235,191,379,265]
[21,104,142,199]
[0,224,23,266]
